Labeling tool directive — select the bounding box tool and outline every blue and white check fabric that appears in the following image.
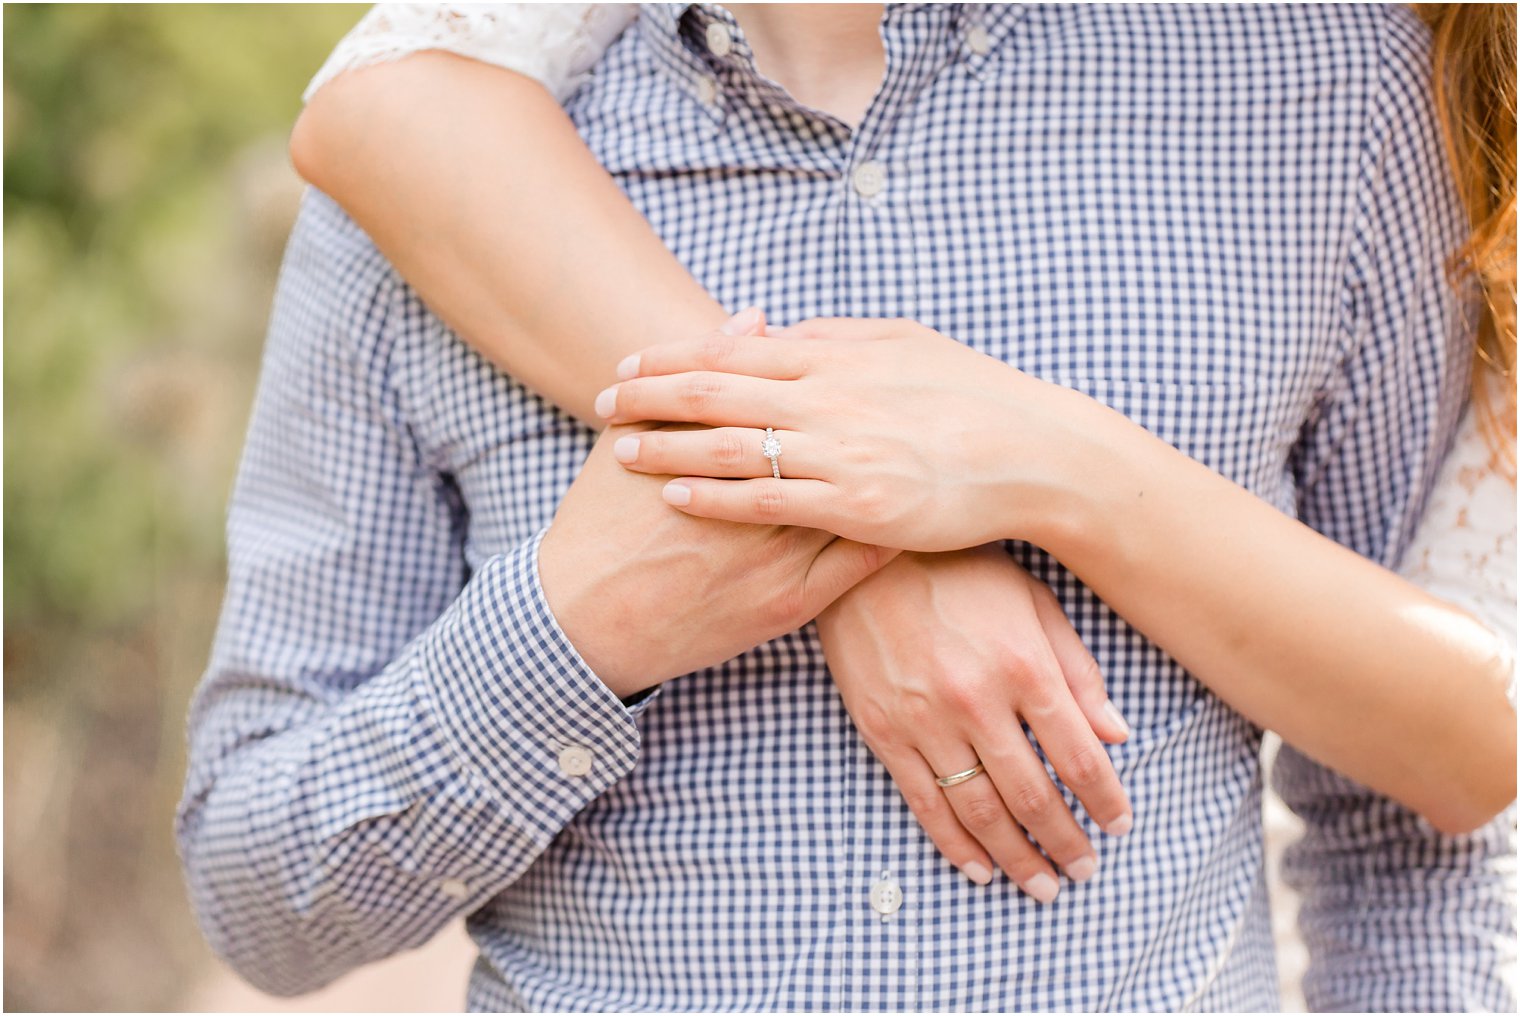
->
[178,4,1516,1011]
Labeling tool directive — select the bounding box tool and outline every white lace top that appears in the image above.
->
[306,3,1518,664]
[1400,371,1517,664]
[304,3,635,104]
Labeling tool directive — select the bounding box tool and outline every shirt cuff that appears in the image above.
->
[418,528,652,843]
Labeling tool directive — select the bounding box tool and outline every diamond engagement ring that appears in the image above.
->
[935,762,987,789]
[761,427,782,479]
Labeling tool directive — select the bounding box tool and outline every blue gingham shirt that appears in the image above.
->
[178,4,1517,1010]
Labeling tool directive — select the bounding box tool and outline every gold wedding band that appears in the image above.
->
[935,762,987,788]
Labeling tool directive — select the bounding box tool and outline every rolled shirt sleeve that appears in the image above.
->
[1273,8,1517,1011]
[175,195,643,997]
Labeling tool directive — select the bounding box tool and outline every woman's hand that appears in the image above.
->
[595,316,1122,551]
[818,545,1133,902]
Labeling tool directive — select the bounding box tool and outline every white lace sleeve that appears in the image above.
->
[304,3,636,104]
[1399,371,1517,689]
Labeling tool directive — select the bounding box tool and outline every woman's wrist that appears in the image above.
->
[990,379,1152,561]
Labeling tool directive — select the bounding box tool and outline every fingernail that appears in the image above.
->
[962,862,994,886]
[1103,812,1133,837]
[615,353,640,380]
[1065,855,1098,883]
[1022,873,1059,904]
[720,306,762,335]
[613,436,640,463]
[663,482,691,506]
[1103,699,1131,738]
[594,386,618,418]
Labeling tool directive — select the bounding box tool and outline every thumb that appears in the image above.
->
[801,539,901,618]
[1032,586,1130,744]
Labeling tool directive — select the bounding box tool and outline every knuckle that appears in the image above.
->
[899,690,938,728]
[901,786,945,821]
[680,375,723,412]
[1060,743,1109,790]
[853,483,891,524]
[938,673,985,712]
[712,430,747,468]
[1011,782,1057,822]
[698,335,739,369]
[854,541,891,575]
[958,795,1006,834]
[1012,674,1061,717]
[1073,654,1106,693]
[852,701,894,741]
[751,484,787,519]
[763,584,809,628]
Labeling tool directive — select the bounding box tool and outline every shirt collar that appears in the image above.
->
[636,4,1026,113]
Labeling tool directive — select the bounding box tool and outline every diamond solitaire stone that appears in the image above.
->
[761,428,782,478]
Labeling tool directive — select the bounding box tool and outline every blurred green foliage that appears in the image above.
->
[4,5,363,1009]
[6,2,360,631]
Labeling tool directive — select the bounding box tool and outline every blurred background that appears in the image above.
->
[0,5,457,1010]
[2,4,1317,1012]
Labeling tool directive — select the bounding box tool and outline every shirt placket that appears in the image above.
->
[829,9,975,1009]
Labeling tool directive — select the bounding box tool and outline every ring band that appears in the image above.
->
[761,427,782,479]
[935,762,987,788]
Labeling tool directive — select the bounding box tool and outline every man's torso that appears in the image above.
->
[315,4,1430,1009]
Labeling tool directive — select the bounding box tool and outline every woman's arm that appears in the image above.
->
[602,321,1517,834]
[292,49,723,423]
[1050,393,1515,836]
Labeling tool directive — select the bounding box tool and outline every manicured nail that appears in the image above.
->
[613,436,640,463]
[720,306,762,335]
[1103,812,1133,837]
[663,482,691,506]
[962,862,994,886]
[1103,699,1131,738]
[615,353,641,380]
[595,386,618,418]
[1065,855,1098,883]
[1022,873,1059,904]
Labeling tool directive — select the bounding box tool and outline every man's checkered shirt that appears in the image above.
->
[178,4,1516,1010]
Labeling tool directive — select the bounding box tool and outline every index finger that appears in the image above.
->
[617,334,823,382]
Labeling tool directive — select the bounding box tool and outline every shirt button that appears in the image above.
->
[695,75,719,106]
[705,22,734,58]
[852,161,887,198]
[439,878,469,901]
[869,876,903,916]
[966,25,993,56]
[558,745,593,777]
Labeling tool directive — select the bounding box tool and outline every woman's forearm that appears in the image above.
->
[1040,400,1516,835]
[290,52,725,424]
[605,325,1514,828]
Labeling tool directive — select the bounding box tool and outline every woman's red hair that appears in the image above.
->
[1416,3,1516,476]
